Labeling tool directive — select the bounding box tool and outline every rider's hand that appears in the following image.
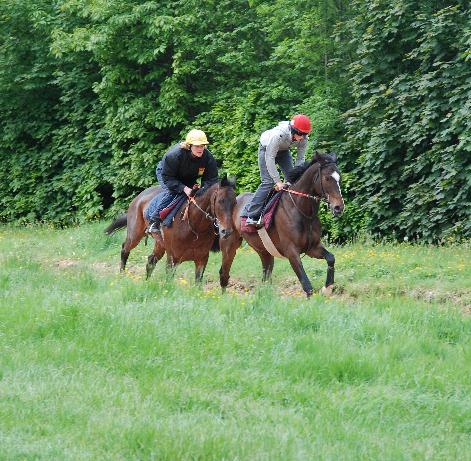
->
[183,186,193,196]
[275,182,289,191]
[190,184,200,197]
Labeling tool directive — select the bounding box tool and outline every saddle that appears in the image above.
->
[145,193,187,228]
[159,195,186,222]
[160,195,187,227]
[241,192,282,233]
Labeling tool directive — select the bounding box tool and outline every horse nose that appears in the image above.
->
[333,205,343,216]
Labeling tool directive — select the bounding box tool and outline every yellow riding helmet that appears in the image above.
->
[185,129,209,146]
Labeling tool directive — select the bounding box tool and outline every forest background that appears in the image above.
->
[1,0,470,242]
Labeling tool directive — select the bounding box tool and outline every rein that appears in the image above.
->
[282,161,337,211]
[284,188,319,201]
[287,192,315,220]
[185,188,220,237]
[188,196,218,224]
[282,162,335,254]
[281,161,337,253]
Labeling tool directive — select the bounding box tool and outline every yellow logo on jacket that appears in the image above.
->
[198,167,205,176]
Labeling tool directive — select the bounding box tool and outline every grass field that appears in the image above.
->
[0,222,470,460]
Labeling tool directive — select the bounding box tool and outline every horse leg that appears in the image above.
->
[120,209,147,272]
[145,239,165,280]
[307,245,336,295]
[259,251,275,283]
[165,254,177,281]
[286,251,313,297]
[121,242,130,271]
[121,235,144,272]
[323,247,335,290]
[219,234,242,292]
[194,254,209,285]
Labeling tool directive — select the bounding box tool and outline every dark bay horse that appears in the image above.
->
[105,176,236,285]
[219,153,344,297]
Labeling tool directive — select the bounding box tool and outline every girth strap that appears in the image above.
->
[257,227,286,259]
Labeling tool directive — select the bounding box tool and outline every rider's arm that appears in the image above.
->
[161,150,186,194]
[264,135,284,184]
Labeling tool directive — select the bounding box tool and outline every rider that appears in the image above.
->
[147,129,219,234]
[245,114,312,226]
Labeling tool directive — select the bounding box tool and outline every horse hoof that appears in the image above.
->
[306,290,313,298]
[320,285,334,296]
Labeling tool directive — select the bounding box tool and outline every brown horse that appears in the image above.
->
[219,152,344,297]
[105,176,237,284]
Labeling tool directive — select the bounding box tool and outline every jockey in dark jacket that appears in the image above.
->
[147,129,218,234]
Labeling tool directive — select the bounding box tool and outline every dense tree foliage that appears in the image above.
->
[1,0,469,241]
[341,0,471,241]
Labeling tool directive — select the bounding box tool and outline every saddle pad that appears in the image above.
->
[145,192,186,228]
[240,192,282,233]
[160,195,187,226]
[160,195,185,220]
[262,192,282,228]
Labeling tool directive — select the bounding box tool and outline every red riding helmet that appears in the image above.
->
[290,114,312,134]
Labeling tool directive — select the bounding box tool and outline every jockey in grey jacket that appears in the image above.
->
[245,114,312,224]
[260,121,308,184]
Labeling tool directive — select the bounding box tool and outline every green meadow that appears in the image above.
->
[0,223,470,460]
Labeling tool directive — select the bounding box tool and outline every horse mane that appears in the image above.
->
[194,174,236,198]
[286,159,315,184]
[286,151,337,184]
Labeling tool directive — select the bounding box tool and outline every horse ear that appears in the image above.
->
[331,152,337,163]
[312,151,322,163]
[220,173,236,188]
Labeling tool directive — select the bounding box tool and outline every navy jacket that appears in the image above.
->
[159,144,219,194]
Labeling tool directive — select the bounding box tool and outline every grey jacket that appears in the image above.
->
[259,121,308,183]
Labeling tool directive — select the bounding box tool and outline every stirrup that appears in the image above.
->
[147,221,161,234]
[246,216,262,228]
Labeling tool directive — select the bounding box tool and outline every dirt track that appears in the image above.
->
[52,257,471,313]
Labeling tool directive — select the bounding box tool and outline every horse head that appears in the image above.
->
[211,174,237,239]
[313,152,344,217]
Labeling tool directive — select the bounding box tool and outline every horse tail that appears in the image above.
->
[211,234,220,253]
[104,214,128,235]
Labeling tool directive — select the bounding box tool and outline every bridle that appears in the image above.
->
[282,160,338,255]
[185,187,221,236]
[283,161,338,220]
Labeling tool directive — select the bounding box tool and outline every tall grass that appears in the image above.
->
[0,223,470,460]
